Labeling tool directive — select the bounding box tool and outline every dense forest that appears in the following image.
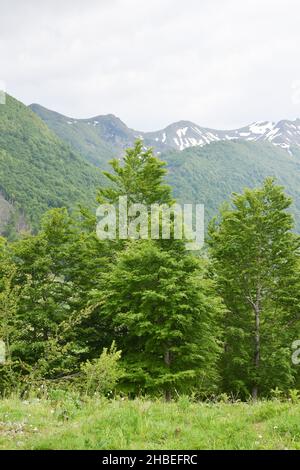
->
[1,140,300,401]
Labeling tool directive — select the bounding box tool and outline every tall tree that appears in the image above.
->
[209,178,300,398]
[93,142,223,399]
[98,139,173,206]
[101,240,223,399]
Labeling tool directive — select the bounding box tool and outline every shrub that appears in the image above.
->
[80,342,122,396]
[289,389,300,404]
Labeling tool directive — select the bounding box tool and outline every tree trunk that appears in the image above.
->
[252,292,261,400]
[164,349,171,402]
[252,385,258,400]
[165,389,172,402]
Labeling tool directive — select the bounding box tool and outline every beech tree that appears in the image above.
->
[101,240,223,399]
[209,178,300,398]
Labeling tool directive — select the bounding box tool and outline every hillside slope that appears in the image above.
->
[163,141,300,230]
[29,104,119,167]
[0,95,106,232]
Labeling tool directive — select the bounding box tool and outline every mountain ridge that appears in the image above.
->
[2,95,300,235]
[30,103,300,156]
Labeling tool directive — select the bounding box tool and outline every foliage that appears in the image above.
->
[209,178,300,398]
[0,139,300,402]
[100,241,224,398]
[98,139,173,206]
[80,342,122,396]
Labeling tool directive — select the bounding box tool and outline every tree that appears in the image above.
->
[0,265,19,365]
[6,208,111,378]
[93,142,223,399]
[209,178,300,398]
[0,238,24,394]
[98,139,173,206]
[101,241,223,399]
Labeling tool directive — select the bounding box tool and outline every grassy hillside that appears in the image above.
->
[0,397,299,450]
[163,140,300,230]
[0,95,106,232]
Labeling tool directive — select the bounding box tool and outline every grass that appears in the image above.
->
[0,396,300,450]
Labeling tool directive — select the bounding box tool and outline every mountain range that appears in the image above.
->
[1,94,300,236]
[31,104,300,157]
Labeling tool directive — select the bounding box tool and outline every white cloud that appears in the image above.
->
[0,0,300,130]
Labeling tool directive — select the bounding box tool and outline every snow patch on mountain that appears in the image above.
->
[143,118,300,155]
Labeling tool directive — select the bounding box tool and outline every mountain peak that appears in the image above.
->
[29,103,300,155]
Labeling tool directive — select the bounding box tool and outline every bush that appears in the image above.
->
[80,342,122,396]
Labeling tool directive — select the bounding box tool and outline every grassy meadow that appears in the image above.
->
[0,396,300,450]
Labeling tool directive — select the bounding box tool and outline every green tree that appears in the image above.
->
[209,178,300,398]
[98,139,173,206]
[7,208,110,376]
[101,241,223,400]
[0,239,25,394]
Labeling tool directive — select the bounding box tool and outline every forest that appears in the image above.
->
[1,140,300,405]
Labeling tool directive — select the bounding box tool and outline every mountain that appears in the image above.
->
[141,119,300,154]
[29,104,116,168]
[3,98,300,235]
[0,95,106,235]
[163,140,300,231]
[30,104,300,157]
[29,103,300,230]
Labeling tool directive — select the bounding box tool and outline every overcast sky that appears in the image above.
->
[1,0,300,130]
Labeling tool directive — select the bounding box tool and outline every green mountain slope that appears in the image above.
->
[163,140,300,230]
[0,95,106,232]
[29,104,118,168]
